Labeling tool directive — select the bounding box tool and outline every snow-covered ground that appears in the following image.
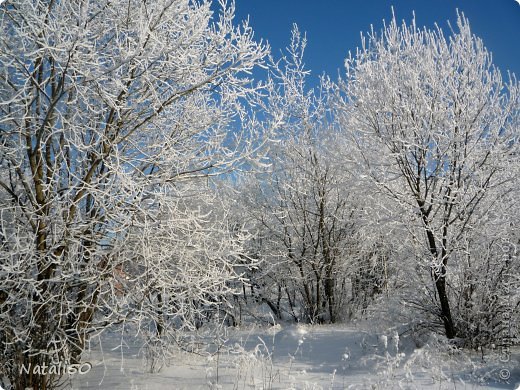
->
[69,323,520,389]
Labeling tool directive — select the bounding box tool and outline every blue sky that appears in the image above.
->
[234,0,520,82]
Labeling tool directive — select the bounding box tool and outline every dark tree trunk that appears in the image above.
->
[420,206,456,339]
[435,273,456,339]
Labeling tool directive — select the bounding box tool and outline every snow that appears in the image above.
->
[70,323,520,389]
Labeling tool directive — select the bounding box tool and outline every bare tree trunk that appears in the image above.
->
[422,213,456,339]
[435,273,456,339]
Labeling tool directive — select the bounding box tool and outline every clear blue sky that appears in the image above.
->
[233,0,520,82]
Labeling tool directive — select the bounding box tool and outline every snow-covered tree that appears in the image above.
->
[0,0,267,388]
[236,27,382,324]
[335,11,519,340]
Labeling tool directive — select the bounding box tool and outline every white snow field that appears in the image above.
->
[69,322,519,389]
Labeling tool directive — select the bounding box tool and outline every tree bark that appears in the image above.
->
[435,273,456,339]
[420,205,456,339]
